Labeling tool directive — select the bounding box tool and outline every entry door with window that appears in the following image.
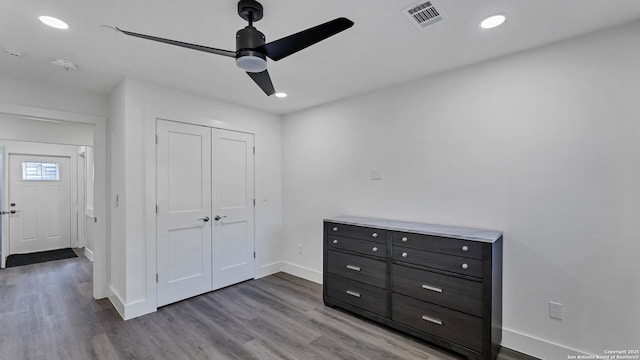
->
[9,155,71,254]
[156,120,255,307]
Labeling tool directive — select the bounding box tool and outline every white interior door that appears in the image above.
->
[156,120,212,307]
[9,154,71,254]
[211,129,255,290]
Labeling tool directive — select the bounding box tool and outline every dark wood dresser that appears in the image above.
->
[323,216,503,360]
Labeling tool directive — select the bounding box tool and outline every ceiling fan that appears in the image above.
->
[114,0,354,96]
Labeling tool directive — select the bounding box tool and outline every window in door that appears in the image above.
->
[21,162,60,181]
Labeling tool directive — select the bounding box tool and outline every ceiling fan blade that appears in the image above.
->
[258,17,354,61]
[247,70,276,96]
[116,27,236,58]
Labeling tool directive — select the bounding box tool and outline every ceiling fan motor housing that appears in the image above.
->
[236,26,267,72]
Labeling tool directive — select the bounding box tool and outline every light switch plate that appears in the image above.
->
[370,168,382,180]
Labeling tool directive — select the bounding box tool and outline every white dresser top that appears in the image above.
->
[324,215,503,243]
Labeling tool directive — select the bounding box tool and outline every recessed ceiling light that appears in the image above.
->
[480,15,506,29]
[275,92,287,98]
[39,16,69,30]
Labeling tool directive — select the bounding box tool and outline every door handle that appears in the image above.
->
[197,216,210,222]
[1,210,16,215]
[214,215,227,221]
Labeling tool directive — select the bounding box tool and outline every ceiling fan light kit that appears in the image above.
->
[236,55,267,73]
[114,0,354,96]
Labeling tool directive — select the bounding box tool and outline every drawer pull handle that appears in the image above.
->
[346,290,361,298]
[332,239,338,244]
[372,247,378,252]
[421,315,443,326]
[401,252,408,258]
[422,284,443,293]
[346,265,361,272]
[462,246,469,252]
[332,227,338,231]
[462,263,469,270]
[401,237,408,242]
[372,232,378,238]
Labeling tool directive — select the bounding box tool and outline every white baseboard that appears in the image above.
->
[122,298,156,320]
[503,328,590,359]
[84,247,94,262]
[108,286,126,319]
[280,262,323,284]
[108,285,156,320]
[255,261,283,279]
[255,261,323,284]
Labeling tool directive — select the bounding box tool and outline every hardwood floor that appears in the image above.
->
[0,256,537,360]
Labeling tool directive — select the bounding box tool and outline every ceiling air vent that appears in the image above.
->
[402,1,444,29]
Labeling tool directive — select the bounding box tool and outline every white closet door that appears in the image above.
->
[156,120,212,307]
[9,154,71,254]
[211,129,255,290]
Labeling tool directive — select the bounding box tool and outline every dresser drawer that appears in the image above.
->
[326,222,386,244]
[326,274,387,316]
[327,235,385,258]
[392,232,483,260]
[327,250,387,288]
[393,246,483,278]
[392,264,483,316]
[392,293,482,352]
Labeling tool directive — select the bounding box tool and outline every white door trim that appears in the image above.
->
[77,149,86,249]
[0,102,108,299]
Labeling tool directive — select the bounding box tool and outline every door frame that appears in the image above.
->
[0,103,108,299]
[144,112,256,311]
[77,148,86,250]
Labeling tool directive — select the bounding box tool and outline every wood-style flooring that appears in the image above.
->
[0,255,536,360]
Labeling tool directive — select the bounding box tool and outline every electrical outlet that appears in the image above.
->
[297,244,303,255]
[549,301,563,320]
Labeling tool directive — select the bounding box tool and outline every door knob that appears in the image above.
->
[198,216,210,222]
[214,215,227,221]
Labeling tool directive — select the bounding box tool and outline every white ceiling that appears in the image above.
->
[2,0,640,115]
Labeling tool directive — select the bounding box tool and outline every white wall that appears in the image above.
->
[0,74,108,117]
[282,21,640,358]
[108,78,283,319]
[108,81,126,307]
[0,115,94,146]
